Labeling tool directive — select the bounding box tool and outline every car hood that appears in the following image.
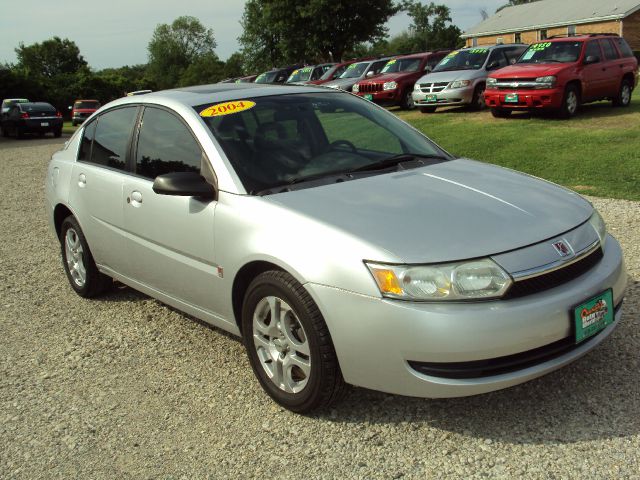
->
[360,71,417,84]
[268,159,593,264]
[323,78,359,89]
[417,69,481,84]
[491,64,569,78]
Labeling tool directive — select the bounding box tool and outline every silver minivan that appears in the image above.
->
[412,44,527,113]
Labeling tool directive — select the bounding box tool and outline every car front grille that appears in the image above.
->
[504,247,604,300]
[419,82,449,93]
[408,301,621,379]
[494,78,537,89]
[359,83,383,93]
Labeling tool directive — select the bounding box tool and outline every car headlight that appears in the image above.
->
[487,77,497,88]
[535,76,556,89]
[449,80,471,89]
[414,83,421,91]
[383,81,397,91]
[366,259,512,301]
[352,83,360,93]
[589,210,607,247]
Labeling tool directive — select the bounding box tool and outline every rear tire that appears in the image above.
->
[1,126,7,137]
[54,128,62,138]
[16,127,25,138]
[60,216,112,298]
[419,106,437,114]
[241,270,347,413]
[491,108,512,118]
[558,84,580,119]
[613,79,632,107]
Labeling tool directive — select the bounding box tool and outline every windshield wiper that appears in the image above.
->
[349,153,448,173]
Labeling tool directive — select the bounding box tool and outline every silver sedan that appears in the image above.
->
[45,84,627,413]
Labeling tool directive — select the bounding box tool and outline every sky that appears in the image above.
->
[0,0,507,70]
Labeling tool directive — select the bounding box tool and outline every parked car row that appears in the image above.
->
[412,34,638,119]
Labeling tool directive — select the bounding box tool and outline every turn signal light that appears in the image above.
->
[20,112,29,119]
[370,267,403,295]
[56,111,62,118]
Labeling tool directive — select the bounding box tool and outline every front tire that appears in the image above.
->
[241,271,346,413]
[401,89,416,110]
[471,84,486,111]
[60,216,112,298]
[613,79,632,107]
[558,84,580,119]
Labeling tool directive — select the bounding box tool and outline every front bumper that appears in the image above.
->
[355,90,402,106]
[412,86,475,108]
[306,234,627,398]
[485,87,564,109]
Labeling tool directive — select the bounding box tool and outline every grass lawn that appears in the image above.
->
[62,121,77,135]
[395,93,640,201]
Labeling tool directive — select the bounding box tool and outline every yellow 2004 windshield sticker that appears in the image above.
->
[200,100,256,117]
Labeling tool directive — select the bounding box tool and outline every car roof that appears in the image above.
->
[107,84,336,109]
[20,102,55,109]
[460,44,527,51]
[74,99,100,102]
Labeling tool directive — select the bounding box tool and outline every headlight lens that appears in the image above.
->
[535,76,556,88]
[449,80,471,89]
[487,77,497,87]
[383,81,397,91]
[352,83,360,93]
[366,259,512,301]
[414,82,421,90]
[589,210,607,247]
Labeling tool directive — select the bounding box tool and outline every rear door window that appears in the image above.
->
[135,107,202,179]
[78,120,96,162]
[614,38,634,58]
[90,107,138,171]
[599,39,619,60]
[585,41,602,61]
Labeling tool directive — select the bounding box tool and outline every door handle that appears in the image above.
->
[78,173,86,188]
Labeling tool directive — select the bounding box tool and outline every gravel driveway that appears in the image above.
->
[1,139,639,479]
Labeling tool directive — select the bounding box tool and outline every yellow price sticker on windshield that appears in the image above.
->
[200,100,256,117]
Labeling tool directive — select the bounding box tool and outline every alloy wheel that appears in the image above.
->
[65,228,86,287]
[252,296,311,393]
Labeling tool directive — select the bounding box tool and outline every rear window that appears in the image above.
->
[22,103,56,113]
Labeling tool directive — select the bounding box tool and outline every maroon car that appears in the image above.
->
[353,51,450,109]
[307,61,359,85]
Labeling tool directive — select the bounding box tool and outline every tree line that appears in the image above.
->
[0,1,465,115]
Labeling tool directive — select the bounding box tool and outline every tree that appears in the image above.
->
[148,16,217,89]
[14,37,88,78]
[239,0,400,71]
[401,1,462,51]
[224,52,246,78]
[179,53,226,86]
[497,0,541,13]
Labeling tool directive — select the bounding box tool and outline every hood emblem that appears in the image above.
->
[552,240,572,258]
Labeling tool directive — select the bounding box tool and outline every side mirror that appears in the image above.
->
[152,172,216,199]
[486,60,500,71]
[584,55,600,65]
[366,71,375,78]
[424,66,433,73]
[68,106,72,110]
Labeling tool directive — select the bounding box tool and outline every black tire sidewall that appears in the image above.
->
[560,85,579,118]
[620,80,632,107]
[472,85,486,110]
[241,273,328,412]
[60,216,103,297]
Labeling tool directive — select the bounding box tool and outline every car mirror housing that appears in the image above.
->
[584,55,600,65]
[486,61,500,71]
[366,71,375,78]
[152,172,217,199]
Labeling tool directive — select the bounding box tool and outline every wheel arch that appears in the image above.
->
[53,203,74,239]
[567,79,582,98]
[622,72,635,89]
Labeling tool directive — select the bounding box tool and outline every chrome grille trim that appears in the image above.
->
[511,240,601,281]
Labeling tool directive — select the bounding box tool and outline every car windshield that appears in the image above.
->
[339,62,368,78]
[320,65,346,80]
[433,49,490,72]
[74,101,100,109]
[197,92,448,194]
[517,41,583,64]
[286,67,313,83]
[255,71,279,84]
[381,58,421,73]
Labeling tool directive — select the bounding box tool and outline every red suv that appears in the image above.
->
[70,99,101,126]
[485,34,638,118]
[353,52,449,109]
